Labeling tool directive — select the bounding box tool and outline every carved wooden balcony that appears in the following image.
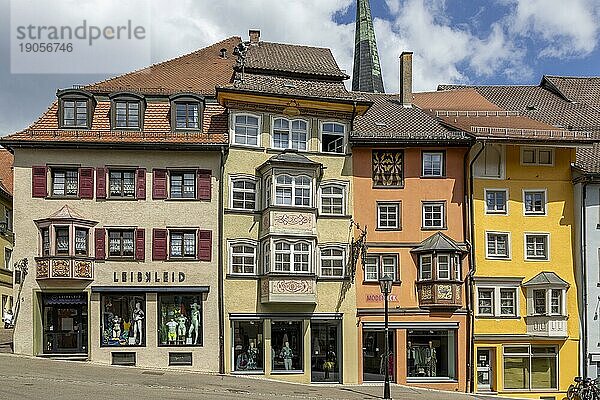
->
[260,274,317,304]
[416,281,462,308]
[525,315,568,338]
[35,256,94,280]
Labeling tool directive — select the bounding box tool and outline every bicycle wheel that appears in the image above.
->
[568,384,579,400]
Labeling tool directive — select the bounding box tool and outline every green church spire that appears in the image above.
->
[352,0,385,92]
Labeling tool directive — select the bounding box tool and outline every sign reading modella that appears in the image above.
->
[113,271,186,283]
[366,293,399,302]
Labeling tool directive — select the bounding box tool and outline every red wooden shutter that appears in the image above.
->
[197,169,211,201]
[152,228,168,261]
[152,169,168,199]
[136,168,146,200]
[96,167,106,199]
[198,230,212,261]
[95,228,105,260]
[31,166,47,198]
[78,167,94,199]
[135,228,145,261]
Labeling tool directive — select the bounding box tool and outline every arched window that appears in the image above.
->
[475,144,503,178]
[273,240,311,273]
[273,118,308,150]
[273,174,312,207]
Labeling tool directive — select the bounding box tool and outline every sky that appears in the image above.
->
[1,0,600,135]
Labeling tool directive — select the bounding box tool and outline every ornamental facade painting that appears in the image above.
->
[372,149,403,187]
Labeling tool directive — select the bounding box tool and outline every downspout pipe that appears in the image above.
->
[466,141,485,393]
[581,180,589,378]
[218,146,227,375]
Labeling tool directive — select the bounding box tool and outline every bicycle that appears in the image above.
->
[568,377,600,400]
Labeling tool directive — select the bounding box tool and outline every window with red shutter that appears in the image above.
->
[135,228,145,261]
[79,167,94,199]
[198,230,212,261]
[96,167,107,199]
[152,228,168,260]
[136,168,146,200]
[32,166,48,198]
[152,169,168,199]
[95,228,105,260]
[197,169,211,201]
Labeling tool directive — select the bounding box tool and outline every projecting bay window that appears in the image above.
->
[42,228,50,256]
[262,173,313,208]
[55,227,70,255]
[36,220,95,259]
[417,253,461,282]
[74,228,89,256]
[528,288,566,316]
[261,238,314,275]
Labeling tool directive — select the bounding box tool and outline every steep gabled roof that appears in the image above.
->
[542,75,600,109]
[84,36,241,96]
[242,41,348,80]
[523,271,569,288]
[350,93,472,144]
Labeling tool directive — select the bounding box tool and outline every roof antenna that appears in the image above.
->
[233,42,248,83]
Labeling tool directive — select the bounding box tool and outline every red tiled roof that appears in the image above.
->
[413,89,502,112]
[84,36,241,95]
[0,150,13,196]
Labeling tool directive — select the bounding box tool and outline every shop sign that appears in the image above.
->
[43,293,87,305]
[113,271,186,283]
[366,293,399,302]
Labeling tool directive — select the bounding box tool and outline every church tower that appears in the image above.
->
[352,0,385,92]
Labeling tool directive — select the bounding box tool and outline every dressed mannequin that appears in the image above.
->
[280,341,293,370]
[111,315,121,340]
[427,341,437,377]
[247,340,258,370]
[166,318,178,344]
[132,302,144,344]
[176,314,187,341]
[187,302,200,344]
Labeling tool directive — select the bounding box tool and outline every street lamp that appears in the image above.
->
[379,274,393,400]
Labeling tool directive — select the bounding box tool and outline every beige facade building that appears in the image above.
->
[2,37,239,369]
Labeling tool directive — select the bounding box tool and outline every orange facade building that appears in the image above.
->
[350,89,472,390]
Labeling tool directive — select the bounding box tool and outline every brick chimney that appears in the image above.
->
[249,29,260,44]
[399,51,413,107]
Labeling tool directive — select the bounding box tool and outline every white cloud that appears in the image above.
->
[503,0,600,58]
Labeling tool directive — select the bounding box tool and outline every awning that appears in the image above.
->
[91,286,210,293]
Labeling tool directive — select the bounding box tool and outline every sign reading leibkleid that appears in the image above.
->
[113,271,186,284]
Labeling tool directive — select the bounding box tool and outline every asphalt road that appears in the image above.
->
[0,352,506,400]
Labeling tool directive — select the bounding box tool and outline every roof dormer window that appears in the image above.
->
[109,92,145,130]
[170,93,204,131]
[57,89,94,129]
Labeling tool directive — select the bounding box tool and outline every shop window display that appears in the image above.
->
[271,320,303,372]
[407,330,456,379]
[158,295,202,346]
[101,294,145,346]
[233,321,263,372]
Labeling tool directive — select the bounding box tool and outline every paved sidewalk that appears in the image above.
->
[0,353,511,400]
[0,327,12,353]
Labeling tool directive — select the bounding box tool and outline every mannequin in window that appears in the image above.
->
[111,315,121,340]
[176,313,187,342]
[187,302,200,344]
[280,341,293,370]
[426,340,437,377]
[132,302,144,344]
[166,318,178,344]
[247,340,259,370]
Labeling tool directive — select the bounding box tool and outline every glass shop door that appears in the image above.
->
[477,348,492,392]
[362,329,395,382]
[311,321,341,383]
[42,293,88,354]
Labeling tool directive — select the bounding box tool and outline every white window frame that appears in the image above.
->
[485,231,511,259]
[521,147,554,166]
[523,189,547,216]
[231,112,261,147]
[228,239,257,275]
[319,245,346,278]
[475,284,520,317]
[271,116,309,151]
[272,173,313,207]
[437,254,450,280]
[524,233,550,261]
[271,239,312,274]
[364,254,398,282]
[527,287,566,316]
[422,151,445,177]
[419,254,432,280]
[422,201,445,229]
[476,287,495,316]
[377,202,400,230]
[502,345,558,390]
[484,188,508,215]
[229,175,258,211]
[319,181,347,216]
[319,121,346,154]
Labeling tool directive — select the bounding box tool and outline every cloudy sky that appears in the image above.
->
[1,0,600,135]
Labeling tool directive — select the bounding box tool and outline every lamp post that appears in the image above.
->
[379,274,393,400]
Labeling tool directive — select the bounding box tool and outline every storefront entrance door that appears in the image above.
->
[311,321,341,383]
[42,293,88,354]
[362,329,395,382]
[477,349,492,391]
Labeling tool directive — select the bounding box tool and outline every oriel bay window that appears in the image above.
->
[36,210,97,259]
[55,227,70,255]
[262,173,314,208]
[262,238,314,274]
[74,228,89,255]
[418,253,461,281]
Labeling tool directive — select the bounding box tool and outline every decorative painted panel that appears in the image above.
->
[51,259,71,278]
[36,259,49,279]
[260,275,317,304]
[372,150,403,187]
